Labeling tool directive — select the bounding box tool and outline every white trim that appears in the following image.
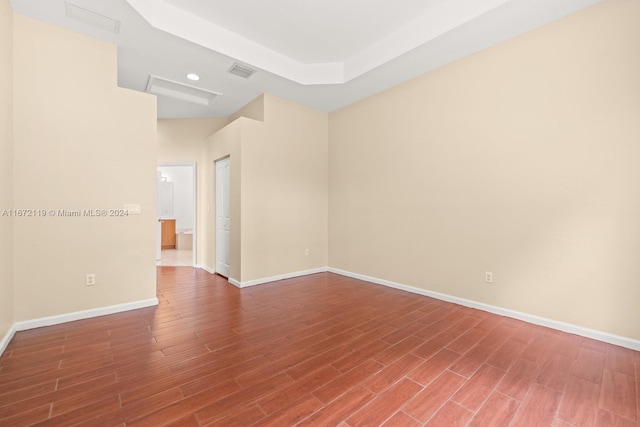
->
[13,298,159,332]
[0,323,17,357]
[196,265,239,287]
[328,267,640,352]
[196,265,238,289]
[0,298,159,358]
[233,267,329,288]
[197,264,216,275]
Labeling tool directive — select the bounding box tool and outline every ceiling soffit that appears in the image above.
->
[124,0,514,85]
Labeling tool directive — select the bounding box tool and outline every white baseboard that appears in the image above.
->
[194,264,239,286]
[0,323,17,358]
[233,267,329,288]
[14,298,159,332]
[0,298,159,358]
[4,269,636,356]
[196,266,329,289]
[328,267,640,352]
[197,264,216,274]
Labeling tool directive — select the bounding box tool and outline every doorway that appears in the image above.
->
[157,162,196,267]
[215,157,230,277]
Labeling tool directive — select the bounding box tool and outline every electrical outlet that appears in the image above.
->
[304,249,310,256]
[484,272,493,284]
[86,273,96,286]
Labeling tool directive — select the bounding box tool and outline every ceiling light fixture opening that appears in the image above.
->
[186,73,200,81]
[64,2,121,34]
[146,75,221,107]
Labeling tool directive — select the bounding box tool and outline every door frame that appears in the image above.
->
[157,162,197,267]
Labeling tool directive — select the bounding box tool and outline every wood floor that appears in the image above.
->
[0,268,638,426]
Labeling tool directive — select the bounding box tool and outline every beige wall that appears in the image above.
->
[12,14,158,320]
[240,94,328,281]
[204,94,329,283]
[158,117,228,264]
[329,0,640,340]
[0,0,14,338]
[158,118,229,163]
[229,94,265,122]
[204,120,244,280]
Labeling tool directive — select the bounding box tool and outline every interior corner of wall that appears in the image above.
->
[228,94,265,123]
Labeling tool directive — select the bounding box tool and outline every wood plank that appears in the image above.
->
[0,268,636,426]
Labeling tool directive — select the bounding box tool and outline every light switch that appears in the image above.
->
[124,204,141,215]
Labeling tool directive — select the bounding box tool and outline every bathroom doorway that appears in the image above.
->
[157,162,196,267]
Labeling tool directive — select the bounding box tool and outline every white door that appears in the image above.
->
[156,171,162,261]
[215,158,231,277]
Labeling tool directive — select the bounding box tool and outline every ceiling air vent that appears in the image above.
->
[228,63,257,79]
[65,2,121,34]
[145,75,222,107]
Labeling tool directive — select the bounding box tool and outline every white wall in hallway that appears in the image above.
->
[158,165,194,229]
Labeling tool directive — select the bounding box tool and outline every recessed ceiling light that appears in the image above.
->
[186,73,200,81]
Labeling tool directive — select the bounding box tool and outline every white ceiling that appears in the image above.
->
[160,0,434,64]
[10,0,602,119]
